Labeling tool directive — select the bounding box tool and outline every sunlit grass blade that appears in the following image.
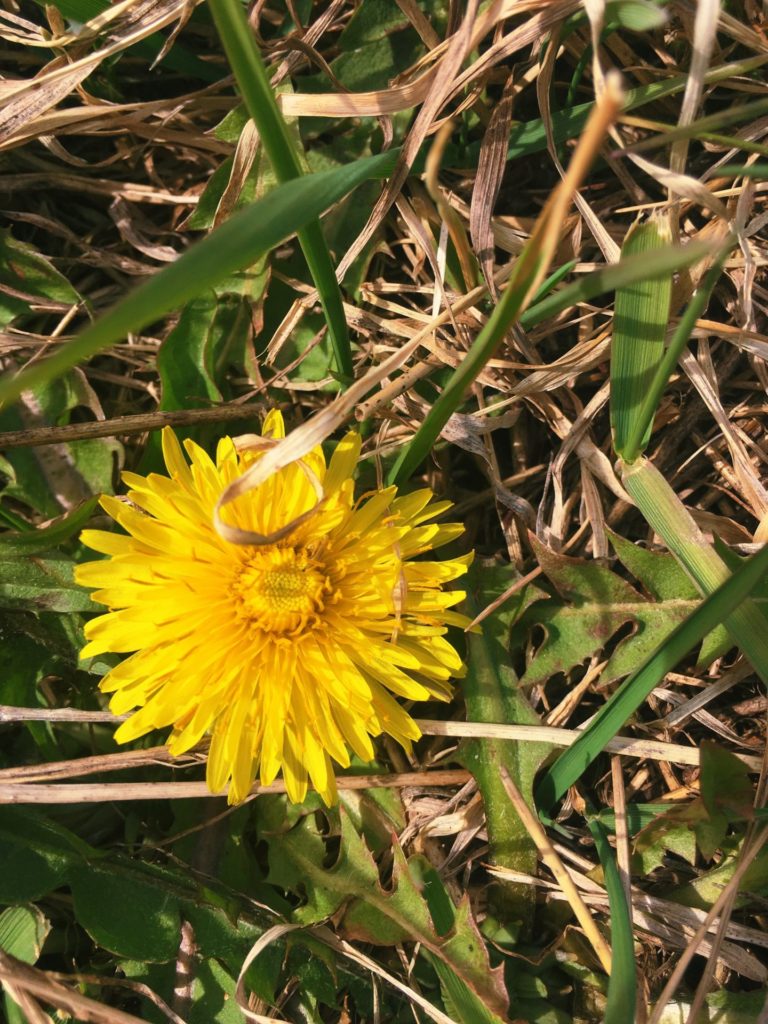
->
[621,457,768,682]
[620,240,732,464]
[0,151,398,410]
[716,164,768,179]
[611,215,673,460]
[208,0,352,378]
[535,537,768,812]
[588,817,636,1024]
[618,94,768,157]
[387,77,624,486]
[519,238,713,329]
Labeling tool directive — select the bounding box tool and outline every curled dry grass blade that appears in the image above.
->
[0,151,398,411]
[207,0,352,379]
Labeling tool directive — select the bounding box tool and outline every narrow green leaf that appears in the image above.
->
[621,458,768,683]
[587,819,636,1024]
[621,241,731,464]
[462,561,554,921]
[536,533,768,811]
[717,164,768,179]
[208,0,352,378]
[611,215,673,458]
[520,239,712,330]
[0,150,398,410]
[0,497,98,555]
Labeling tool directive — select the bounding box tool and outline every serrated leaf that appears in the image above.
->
[633,817,697,874]
[266,805,509,1015]
[513,533,729,689]
[0,370,121,518]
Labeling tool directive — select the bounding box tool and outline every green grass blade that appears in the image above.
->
[716,164,768,179]
[386,253,538,485]
[588,817,636,1024]
[621,241,732,463]
[501,55,768,163]
[535,537,768,812]
[611,216,673,460]
[621,458,768,682]
[388,81,624,485]
[0,151,398,409]
[520,239,712,329]
[619,95,768,158]
[388,236,713,485]
[208,0,352,378]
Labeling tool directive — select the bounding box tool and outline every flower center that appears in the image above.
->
[234,546,332,635]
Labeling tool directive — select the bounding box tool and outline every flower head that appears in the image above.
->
[76,411,471,804]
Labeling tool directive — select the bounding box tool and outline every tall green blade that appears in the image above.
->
[611,216,673,459]
[536,537,768,811]
[0,151,398,409]
[208,0,352,378]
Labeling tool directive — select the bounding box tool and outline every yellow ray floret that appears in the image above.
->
[76,412,472,805]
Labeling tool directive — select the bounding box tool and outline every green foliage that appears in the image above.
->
[588,819,636,1024]
[0,905,50,963]
[0,370,121,520]
[536,540,768,811]
[513,532,729,690]
[0,149,400,408]
[0,230,81,330]
[264,800,510,1015]
[611,216,672,459]
[461,560,553,920]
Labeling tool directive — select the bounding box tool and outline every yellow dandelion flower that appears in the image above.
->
[76,410,472,805]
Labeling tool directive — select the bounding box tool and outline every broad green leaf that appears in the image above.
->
[700,741,754,826]
[0,370,121,519]
[603,0,667,31]
[621,457,768,684]
[0,555,92,612]
[535,537,768,811]
[668,848,768,911]
[338,0,409,48]
[634,817,697,874]
[0,905,50,963]
[513,534,727,691]
[462,560,553,921]
[70,863,183,961]
[0,807,91,902]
